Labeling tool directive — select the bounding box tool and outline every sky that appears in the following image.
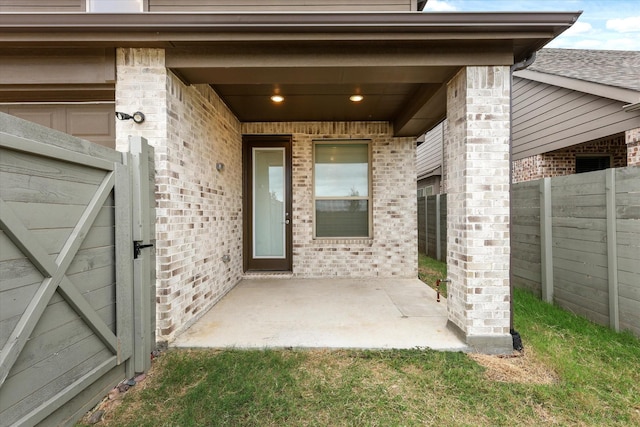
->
[423,0,640,51]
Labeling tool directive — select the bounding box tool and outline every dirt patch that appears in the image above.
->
[468,351,559,385]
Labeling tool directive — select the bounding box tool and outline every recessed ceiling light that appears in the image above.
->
[270,95,284,103]
[349,94,364,102]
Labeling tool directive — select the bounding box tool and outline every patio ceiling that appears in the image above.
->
[0,11,581,137]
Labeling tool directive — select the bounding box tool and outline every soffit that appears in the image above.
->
[0,11,581,137]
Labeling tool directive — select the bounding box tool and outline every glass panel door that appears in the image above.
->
[253,148,286,258]
[243,135,292,272]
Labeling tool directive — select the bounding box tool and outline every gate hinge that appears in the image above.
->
[133,241,154,259]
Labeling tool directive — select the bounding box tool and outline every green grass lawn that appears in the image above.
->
[81,256,640,427]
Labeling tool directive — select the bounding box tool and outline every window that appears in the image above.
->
[576,155,611,173]
[417,185,433,197]
[87,0,144,12]
[314,141,371,238]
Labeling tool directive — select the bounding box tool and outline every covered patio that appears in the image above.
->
[172,278,469,351]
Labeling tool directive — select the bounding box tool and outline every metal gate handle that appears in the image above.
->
[133,241,154,259]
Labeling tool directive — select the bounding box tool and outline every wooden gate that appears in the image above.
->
[0,113,155,426]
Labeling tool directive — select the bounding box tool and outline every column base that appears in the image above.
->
[447,321,514,354]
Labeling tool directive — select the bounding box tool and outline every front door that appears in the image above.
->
[243,135,292,271]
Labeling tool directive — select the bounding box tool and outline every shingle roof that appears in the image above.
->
[528,48,640,92]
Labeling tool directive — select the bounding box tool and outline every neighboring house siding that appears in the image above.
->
[243,121,418,279]
[0,0,84,11]
[417,121,442,180]
[148,0,415,11]
[512,76,640,161]
[417,121,443,195]
[0,104,116,148]
[512,133,627,183]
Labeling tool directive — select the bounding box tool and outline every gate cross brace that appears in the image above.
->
[0,172,118,387]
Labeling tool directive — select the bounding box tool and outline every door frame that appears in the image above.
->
[242,135,293,272]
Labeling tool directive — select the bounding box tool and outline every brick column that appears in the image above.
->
[115,48,168,152]
[627,127,640,166]
[115,48,171,337]
[444,66,512,354]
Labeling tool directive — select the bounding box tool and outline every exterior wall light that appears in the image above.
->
[216,162,225,171]
[270,95,284,103]
[115,111,145,124]
[349,95,364,102]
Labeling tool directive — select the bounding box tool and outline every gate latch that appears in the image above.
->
[133,241,154,259]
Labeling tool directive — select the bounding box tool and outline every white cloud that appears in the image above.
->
[423,0,457,11]
[563,21,593,36]
[606,16,640,32]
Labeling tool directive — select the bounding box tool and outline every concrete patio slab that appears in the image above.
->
[171,278,469,351]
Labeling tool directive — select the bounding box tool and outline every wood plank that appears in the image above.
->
[552,216,607,231]
[551,194,605,208]
[66,246,114,276]
[552,256,608,280]
[1,351,116,426]
[0,283,40,321]
[0,171,115,386]
[554,285,608,316]
[553,280,609,313]
[615,166,640,192]
[618,281,640,303]
[553,265,608,293]
[616,218,640,233]
[5,202,114,230]
[0,130,116,170]
[0,229,25,261]
[35,363,125,427]
[552,226,606,243]
[115,160,133,366]
[8,313,96,380]
[618,296,640,337]
[1,227,114,262]
[58,277,117,354]
[0,258,42,293]
[0,170,103,205]
[553,292,609,327]
[552,205,607,219]
[0,148,107,186]
[552,236,607,254]
[1,333,109,412]
[618,256,640,275]
[552,247,608,267]
[551,170,605,187]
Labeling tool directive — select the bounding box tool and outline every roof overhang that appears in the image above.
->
[0,11,581,137]
[514,69,640,104]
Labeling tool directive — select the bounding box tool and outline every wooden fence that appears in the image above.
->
[0,113,155,426]
[417,194,447,261]
[418,167,640,337]
[512,167,640,337]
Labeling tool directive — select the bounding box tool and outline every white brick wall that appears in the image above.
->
[117,48,244,340]
[628,127,640,166]
[243,122,418,278]
[117,50,419,342]
[444,66,512,353]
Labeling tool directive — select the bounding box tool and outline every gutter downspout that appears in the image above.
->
[509,52,536,351]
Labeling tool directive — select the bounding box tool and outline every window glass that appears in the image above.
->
[575,156,610,173]
[314,142,371,238]
[88,0,143,12]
